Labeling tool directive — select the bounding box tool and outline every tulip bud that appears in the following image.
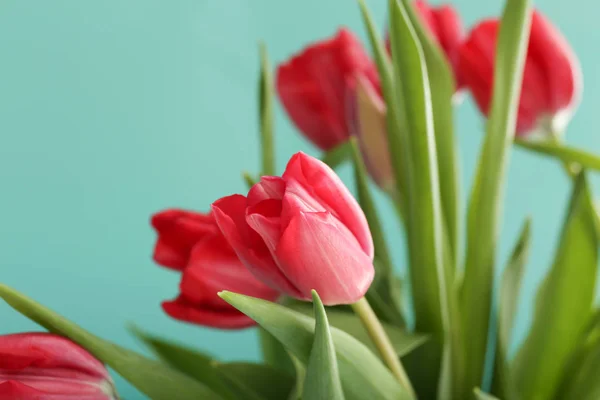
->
[212,152,375,306]
[348,75,395,191]
[276,28,379,151]
[459,10,582,138]
[151,210,280,329]
[0,333,117,399]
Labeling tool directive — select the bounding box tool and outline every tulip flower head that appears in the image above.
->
[151,210,279,329]
[212,152,375,306]
[459,10,582,138]
[276,28,379,151]
[0,333,117,399]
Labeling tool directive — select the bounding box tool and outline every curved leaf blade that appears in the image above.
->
[258,42,275,176]
[515,139,600,172]
[513,173,598,400]
[220,291,412,400]
[0,284,222,400]
[304,291,345,400]
[461,0,533,391]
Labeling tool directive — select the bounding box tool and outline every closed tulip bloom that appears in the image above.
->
[459,10,582,137]
[276,28,379,151]
[0,333,117,399]
[151,210,279,329]
[348,75,395,191]
[212,152,375,306]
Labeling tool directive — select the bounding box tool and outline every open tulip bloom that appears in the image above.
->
[3,0,600,400]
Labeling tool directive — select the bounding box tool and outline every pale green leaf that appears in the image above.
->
[513,173,598,400]
[461,0,533,392]
[220,291,412,400]
[0,284,222,400]
[473,388,500,400]
[321,141,352,169]
[258,42,275,176]
[516,139,600,172]
[304,291,345,400]
[491,219,531,398]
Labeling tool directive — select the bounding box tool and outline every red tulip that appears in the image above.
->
[386,0,465,90]
[459,10,582,137]
[0,333,117,399]
[151,210,280,329]
[276,28,379,151]
[212,152,375,306]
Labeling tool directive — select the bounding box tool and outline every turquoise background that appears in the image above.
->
[1,1,598,398]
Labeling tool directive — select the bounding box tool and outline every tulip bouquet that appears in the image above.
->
[2,0,600,399]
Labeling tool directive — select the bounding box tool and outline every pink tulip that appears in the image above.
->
[212,152,374,306]
[459,10,582,137]
[0,333,117,399]
[151,209,280,329]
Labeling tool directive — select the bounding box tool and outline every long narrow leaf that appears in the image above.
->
[387,0,462,397]
[259,42,275,176]
[515,138,600,171]
[321,141,352,169]
[220,291,412,400]
[304,291,345,400]
[491,219,531,398]
[513,173,598,400]
[0,284,222,400]
[461,0,533,392]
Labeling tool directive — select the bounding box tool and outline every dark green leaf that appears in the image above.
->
[258,42,275,176]
[491,219,531,398]
[516,139,600,172]
[287,352,306,400]
[513,173,598,400]
[218,362,295,400]
[461,0,533,392]
[220,291,412,400]
[304,291,345,400]
[473,388,500,400]
[0,284,222,400]
[258,327,296,377]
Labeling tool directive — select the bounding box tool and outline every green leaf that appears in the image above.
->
[258,327,296,377]
[0,284,222,400]
[321,141,352,169]
[243,171,258,188]
[491,219,531,398]
[513,173,598,400]
[258,42,275,176]
[304,291,345,400]
[218,362,295,400]
[473,388,500,400]
[220,291,412,400]
[399,0,460,267]
[461,0,533,392]
[349,137,404,326]
[287,352,306,400]
[516,139,600,172]
[387,0,462,397]
[130,327,236,399]
[285,301,426,358]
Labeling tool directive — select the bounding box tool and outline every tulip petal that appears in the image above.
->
[162,297,256,330]
[282,152,374,258]
[275,211,374,305]
[150,209,217,270]
[212,195,304,298]
[247,176,286,207]
[179,235,279,309]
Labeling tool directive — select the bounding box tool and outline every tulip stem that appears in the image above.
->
[351,297,415,398]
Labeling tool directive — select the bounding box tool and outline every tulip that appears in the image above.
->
[151,210,279,329]
[459,10,582,137]
[348,75,395,191]
[0,333,117,399]
[386,0,465,90]
[212,152,375,306]
[276,28,379,151]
